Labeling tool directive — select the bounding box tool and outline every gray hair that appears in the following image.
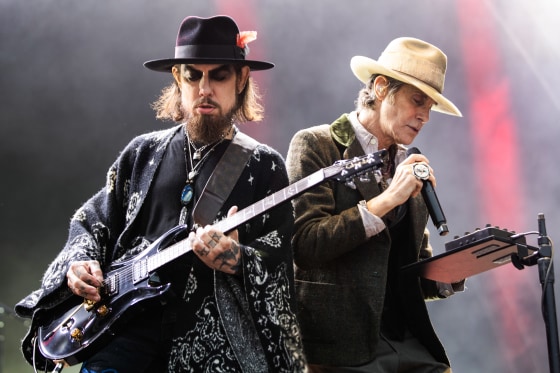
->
[355,74,405,111]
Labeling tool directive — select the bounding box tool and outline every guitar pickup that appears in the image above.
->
[132,259,149,284]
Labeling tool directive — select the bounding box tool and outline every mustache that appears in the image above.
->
[194,98,220,108]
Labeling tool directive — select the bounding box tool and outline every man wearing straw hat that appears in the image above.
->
[16,15,305,372]
[286,37,464,372]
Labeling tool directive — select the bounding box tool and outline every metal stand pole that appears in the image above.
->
[536,214,560,373]
[513,213,560,373]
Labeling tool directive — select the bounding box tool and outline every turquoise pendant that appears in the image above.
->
[181,183,194,206]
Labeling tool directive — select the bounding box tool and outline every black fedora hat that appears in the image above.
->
[144,15,274,72]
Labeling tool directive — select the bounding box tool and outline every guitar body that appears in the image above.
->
[37,225,189,365]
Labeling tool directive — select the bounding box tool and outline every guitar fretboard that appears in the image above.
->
[148,239,191,272]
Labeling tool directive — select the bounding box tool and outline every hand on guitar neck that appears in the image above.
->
[189,205,241,275]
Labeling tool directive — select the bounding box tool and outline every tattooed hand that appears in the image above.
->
[191,206,242,274]
[66,260,104,302]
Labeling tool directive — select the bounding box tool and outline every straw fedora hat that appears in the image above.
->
[351,37,461,117]
[144,15,274,72]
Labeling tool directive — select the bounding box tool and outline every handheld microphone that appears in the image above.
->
[406,147,449,236]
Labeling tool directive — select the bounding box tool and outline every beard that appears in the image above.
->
[184,102,235,145]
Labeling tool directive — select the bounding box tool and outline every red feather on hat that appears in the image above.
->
[236,31,257,49]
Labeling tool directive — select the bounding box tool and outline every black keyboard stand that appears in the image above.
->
[511,214,560,373]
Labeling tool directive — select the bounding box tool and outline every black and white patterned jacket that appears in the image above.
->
[16,124,306,372]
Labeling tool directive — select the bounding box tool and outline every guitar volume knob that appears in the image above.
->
[96,305,110,317]
[70,328,84,342]
[84,299,96,311]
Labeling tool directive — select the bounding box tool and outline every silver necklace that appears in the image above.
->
[189,137,211,161]
[179,129,225,224]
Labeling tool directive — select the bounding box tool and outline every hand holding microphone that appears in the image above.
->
[406,147,449,236]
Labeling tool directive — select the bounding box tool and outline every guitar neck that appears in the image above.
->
[214,152,385,234]
[147,238,191,273]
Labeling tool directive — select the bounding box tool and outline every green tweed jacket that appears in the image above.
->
[286,113,449,366]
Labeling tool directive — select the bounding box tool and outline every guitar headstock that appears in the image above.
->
[324,149,387,184]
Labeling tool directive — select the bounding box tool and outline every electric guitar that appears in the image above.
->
[36,151,385,366]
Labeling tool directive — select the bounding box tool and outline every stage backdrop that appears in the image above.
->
[2,0,559,372]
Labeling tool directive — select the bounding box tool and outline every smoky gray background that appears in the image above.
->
[2,0,560,372]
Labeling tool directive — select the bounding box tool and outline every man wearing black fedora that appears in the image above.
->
[286,37,464,372]
[16,15,306,372]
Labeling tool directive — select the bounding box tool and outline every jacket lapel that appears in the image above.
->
[330,114,382,202]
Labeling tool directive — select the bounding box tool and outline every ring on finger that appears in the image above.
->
[412,163,430,181]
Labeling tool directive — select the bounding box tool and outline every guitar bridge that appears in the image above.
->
[103,273,119,297]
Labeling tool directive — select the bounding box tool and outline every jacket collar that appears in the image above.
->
[330,113,355,148]
[329,114,381,200]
